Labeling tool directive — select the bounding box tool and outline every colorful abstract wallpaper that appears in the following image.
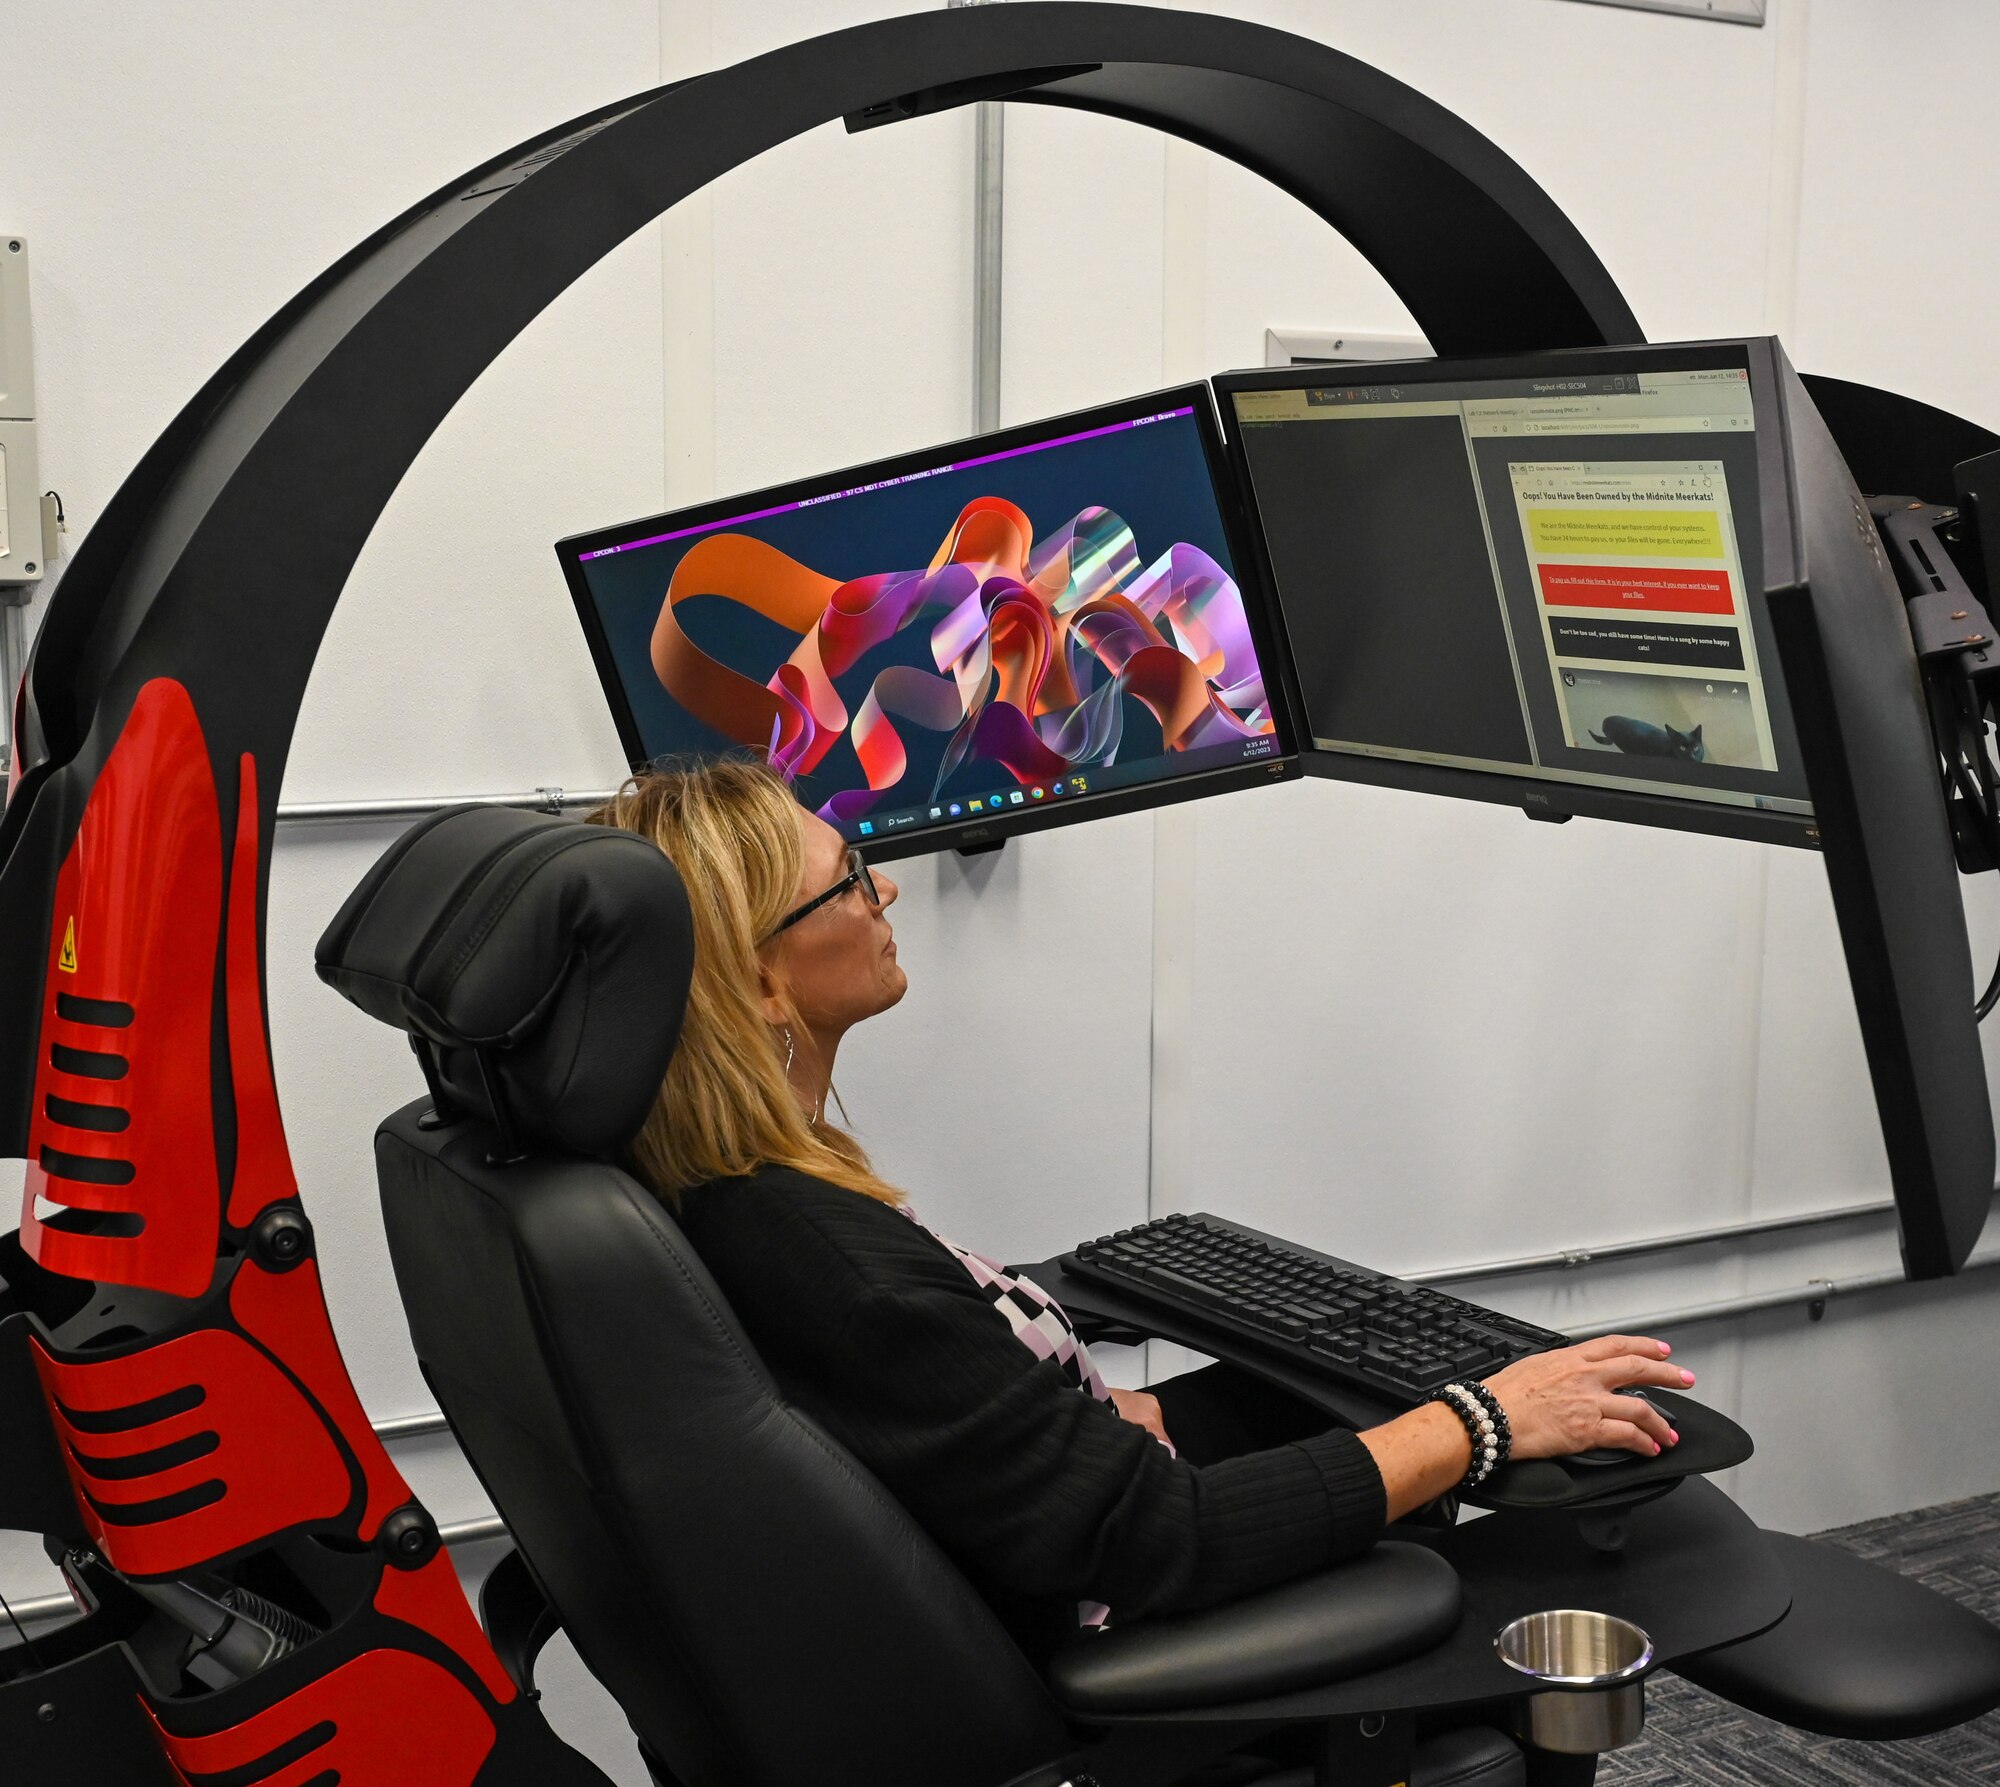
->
[571,404,1279,831]
[652,495,1272,823]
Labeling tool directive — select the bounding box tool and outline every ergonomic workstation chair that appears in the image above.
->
[6,9,2000,1783]
[314,802,1522,1787]
[314,803,2000,1787]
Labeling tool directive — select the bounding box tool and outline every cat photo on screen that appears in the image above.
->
[1589,716,1706,761]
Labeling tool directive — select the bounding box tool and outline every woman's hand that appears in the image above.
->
[1108,1387,1174,1451]
[1483,1334,1693,1461]
[1361,1334,1692,1521]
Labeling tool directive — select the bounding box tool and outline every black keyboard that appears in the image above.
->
[1065,1212,1568,1406]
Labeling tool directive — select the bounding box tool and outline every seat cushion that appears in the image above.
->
[1049,1541,1460,1713]
[1674,1529,2000,1738]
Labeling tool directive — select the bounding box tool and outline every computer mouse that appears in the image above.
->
[1566,1388,1667,1467]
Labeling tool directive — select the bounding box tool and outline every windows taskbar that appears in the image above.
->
[837,738,1287,848]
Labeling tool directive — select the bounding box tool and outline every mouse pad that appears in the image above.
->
[1466,1388,1752,1511]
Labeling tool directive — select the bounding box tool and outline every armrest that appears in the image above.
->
[1047,1541,1460,1716]
[479,1546,564,1698]
[1673,1530,2000,1739]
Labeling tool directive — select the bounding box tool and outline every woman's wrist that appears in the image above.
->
[1358,1400,1477,1524]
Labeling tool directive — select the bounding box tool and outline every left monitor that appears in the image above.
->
[558,385,1298,859]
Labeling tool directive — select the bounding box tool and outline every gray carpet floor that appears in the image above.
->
[1598,1491,2000,1786]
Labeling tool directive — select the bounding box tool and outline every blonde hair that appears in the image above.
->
[587,758,903,1210]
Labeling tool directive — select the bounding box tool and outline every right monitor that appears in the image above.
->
[1216,342,1814,844]
[1217,338,1993,1278]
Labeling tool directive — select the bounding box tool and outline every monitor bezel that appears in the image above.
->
[1211,338,1823,852]
[556,383,1302,863]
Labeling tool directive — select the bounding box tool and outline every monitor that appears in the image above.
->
[1216,338,1993,1277]
[1214,341,1815,846]
[558,386,1297,860]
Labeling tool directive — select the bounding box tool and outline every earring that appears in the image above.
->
[781,1025,821,1125]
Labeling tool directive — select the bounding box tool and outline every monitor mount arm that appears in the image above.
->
[1871,493,2000,1010]
[1801,375,2000,1014]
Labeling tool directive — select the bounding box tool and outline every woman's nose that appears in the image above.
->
[876,870,899,909]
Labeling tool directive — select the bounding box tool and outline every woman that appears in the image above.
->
[590,760,1691,1647]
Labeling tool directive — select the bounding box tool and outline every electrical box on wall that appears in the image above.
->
[1,233,43,595]
[1264,328,1429,369]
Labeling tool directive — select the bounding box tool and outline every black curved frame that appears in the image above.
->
[0,7,1650,1782]
[0,2,1642,1138]
[11,5,1998,1784]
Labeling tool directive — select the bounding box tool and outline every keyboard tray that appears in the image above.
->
[1031,1223,1753,1513]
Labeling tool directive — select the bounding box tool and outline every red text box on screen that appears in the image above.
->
[1536,564,1735,616]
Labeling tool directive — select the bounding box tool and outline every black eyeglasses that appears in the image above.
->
[764,846,881,941]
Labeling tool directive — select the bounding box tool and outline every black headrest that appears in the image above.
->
[315,804,693,1157]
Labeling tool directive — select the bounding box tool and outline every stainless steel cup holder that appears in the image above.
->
[1494,1609,1654,1755]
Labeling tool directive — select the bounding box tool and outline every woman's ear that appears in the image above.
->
[756,954,791,1029]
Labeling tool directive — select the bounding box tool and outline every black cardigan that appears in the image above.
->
[677,1168,1387,1634]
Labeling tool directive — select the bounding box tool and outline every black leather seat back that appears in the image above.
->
[376,1114,1070,1787]
[324,809,1072,1787]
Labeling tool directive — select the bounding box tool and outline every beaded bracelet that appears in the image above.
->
[1461,1380,1512,1457]
[1425,1382,1510,1491]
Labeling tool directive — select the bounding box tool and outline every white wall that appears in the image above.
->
[1134,0,2000,1540]
[3,1,1998,1781]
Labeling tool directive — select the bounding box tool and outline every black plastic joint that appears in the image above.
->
[251,1207,315,1272]
[378,1504,442,1571]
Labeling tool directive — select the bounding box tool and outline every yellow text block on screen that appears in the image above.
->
[1526,508,1725,559]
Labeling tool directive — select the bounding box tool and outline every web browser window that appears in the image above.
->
[1229,363,1811,821]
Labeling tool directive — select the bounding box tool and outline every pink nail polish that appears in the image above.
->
[1680,1369,1695,1385]
[1657,1342,1671,1355]
[1650,1440,1661,1455]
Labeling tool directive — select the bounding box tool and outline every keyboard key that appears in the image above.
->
[1139,1264,1229,1308]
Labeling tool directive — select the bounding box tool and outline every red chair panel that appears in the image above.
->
[230,1259,419,1545]
[145,1647,497,1786]
[21,677,222,1298]
[375,1552,519,1706]
[33,1323,351,1577]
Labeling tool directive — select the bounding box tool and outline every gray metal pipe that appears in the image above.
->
[1407,1188,2000,1287]
[5,1510,512,1635]
[8,1245,1995,1634]
[276,787,616,827]
[1565,1244,2000,1341]
[372,1409,455,1443]
[950,0,1005,432]
[0,601,25,777]
[971,97,1005,432]
[7,1589,79,1632]
[252,1191,2000,1464]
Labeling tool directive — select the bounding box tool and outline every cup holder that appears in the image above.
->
[1494,1609,1654,1755]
